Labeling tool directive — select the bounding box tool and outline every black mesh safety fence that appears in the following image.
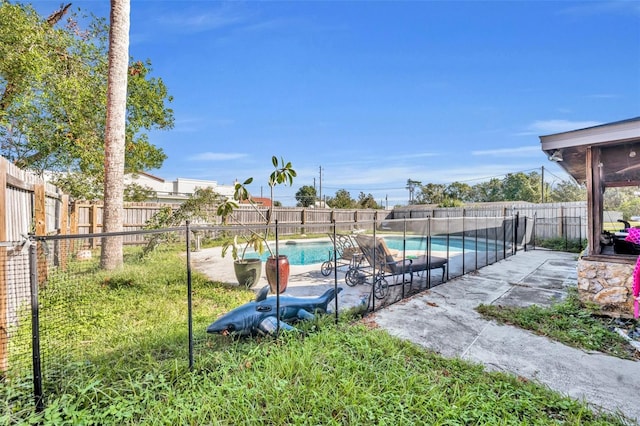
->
[1,238,32,379]
[1,215,519,413]
[2,228,190,412]
[530,216,586,253]
[335,216,518,312]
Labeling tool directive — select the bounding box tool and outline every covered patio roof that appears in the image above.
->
[539,117,640,259]
[539,117,640,187]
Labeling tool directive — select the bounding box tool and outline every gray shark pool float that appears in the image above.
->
[207,286,343,336]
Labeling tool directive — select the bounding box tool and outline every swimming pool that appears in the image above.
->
[249,236,486,266]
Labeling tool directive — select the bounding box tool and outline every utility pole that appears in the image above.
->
[406,179,419,205]
[541,166,545,204]
[319,166,323,208]
[312,178,317,207]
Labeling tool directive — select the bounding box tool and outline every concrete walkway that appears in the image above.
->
[370,250,640,423]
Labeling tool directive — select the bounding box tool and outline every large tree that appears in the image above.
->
[619,195,640,221]
[469,178,503,202]
[502,172,541,203]
[416,183,446,205]
[548,180,586,203]
[604,187,640,220]
[100,0,130,270]
[356,192,381,209]
[408,171,585,206]
[0,2,173,195]
[445,182,473,203]
[295,185,317,207]
[326,189,356,209]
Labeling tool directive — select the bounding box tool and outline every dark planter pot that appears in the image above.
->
[265,255,289,293]
[233,258,262,289]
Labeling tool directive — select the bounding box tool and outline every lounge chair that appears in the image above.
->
[353,234,447,299]
[321,233,364,276]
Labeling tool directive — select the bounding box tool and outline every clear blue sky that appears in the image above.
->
[33,1,640,206]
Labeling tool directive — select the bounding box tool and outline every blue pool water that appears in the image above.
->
[249,236,486,266]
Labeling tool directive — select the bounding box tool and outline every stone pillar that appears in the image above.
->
[577,258,635,318]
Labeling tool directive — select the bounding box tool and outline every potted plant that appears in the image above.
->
[218,156,296,293]
[221,235,264,289]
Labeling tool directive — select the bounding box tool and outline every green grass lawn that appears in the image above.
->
[1,247,631,425]
[603,221,640,232]
[477,289,639,360]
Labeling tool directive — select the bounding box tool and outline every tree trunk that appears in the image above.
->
[100,0,130,270]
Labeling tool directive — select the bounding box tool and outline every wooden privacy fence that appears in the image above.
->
[0,157,68,374]
[42,200,588,249]
[71,201,179,246]
[392,202,587,241]
[71,202,388,244]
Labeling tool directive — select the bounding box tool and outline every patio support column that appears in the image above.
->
[586,146,603,256]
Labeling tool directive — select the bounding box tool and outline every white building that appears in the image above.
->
[125,172,235,204]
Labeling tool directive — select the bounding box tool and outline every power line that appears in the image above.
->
[544,168,576,184]
[446,167,544,185]
[320,166,562,194]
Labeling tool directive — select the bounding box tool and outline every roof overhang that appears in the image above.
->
[540,117,640,186]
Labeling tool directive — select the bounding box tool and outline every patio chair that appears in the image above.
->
[353,234,447,299]
[613,220,640,255]
[320,233,365,276]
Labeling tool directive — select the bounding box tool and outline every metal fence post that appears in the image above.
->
[579,216,583,252]
[427,217,431,289]
[523,216,528,251]
[461,213,465,275]
[371,221,377,312]
[511,212,520,255]
[402,219,406,299]
[275,220,280,337]
[29,239,43,412]
[484,217,488,266]
[502,215,507,260]
[186,221,194,371]
[493,219,498,264]
[531,213,537,250]
[564,216,569,252]
[445,218,450,282]
[474,215,478,271]
[332,221,339,323]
